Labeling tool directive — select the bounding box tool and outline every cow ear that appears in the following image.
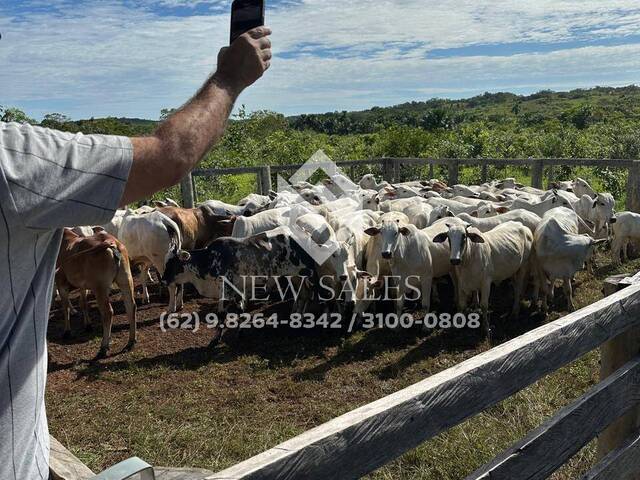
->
[399,226,411,236]
[364,227,381,236]
[251,233,272,252]
[497,207,509,214]
[178,250,191,262]
[432,232,448,243]
[467,230,485,243]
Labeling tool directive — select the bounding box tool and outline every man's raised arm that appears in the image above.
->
[121,26,272,207]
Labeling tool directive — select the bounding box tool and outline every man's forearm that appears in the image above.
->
[157,75,238,177]
[122,78,237,207]
[120,26,271,207]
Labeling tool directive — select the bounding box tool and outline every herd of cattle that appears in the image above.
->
[54,172,640,356]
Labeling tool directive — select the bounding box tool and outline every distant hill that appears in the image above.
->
[287,85,640,134]
[25,84,640,137]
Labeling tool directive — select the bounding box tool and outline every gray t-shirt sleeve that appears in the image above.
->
[0,121,133,229]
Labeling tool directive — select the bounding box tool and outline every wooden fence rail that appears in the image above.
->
[183,157,640,213]
[207,285,640,480]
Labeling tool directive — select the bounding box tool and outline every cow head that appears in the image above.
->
[365,219,411,260]
[432,223,484,266]
[162,246,192,286]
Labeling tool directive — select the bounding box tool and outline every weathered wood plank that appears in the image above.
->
[180,173,195,209]
[193,166,264,176]
[49,436,94,480]
[583,429,640,480]
[626,160,640,213]
[448,159,459,186]
[155,466,214,480]
[209,285,640,480]
[531,158,545,189]
[466,356,640,480]
[598,272,640,458]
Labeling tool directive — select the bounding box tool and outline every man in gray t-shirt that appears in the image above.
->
[0,26,272,480]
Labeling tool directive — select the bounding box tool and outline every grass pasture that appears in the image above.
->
[46,251,640,479]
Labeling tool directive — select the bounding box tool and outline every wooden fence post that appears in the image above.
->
[480,161,488,184]
[180,172,195,208]
[448,160,459,186]
[258,166,272,195]
[547,164,556,189]
[598,273,640,459]
[531,159,545,190]
[428,163,435,180]
[626,161,640,213]
[382,158,394,183]
[393,159,401,183]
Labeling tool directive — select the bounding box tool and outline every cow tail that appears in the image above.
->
[158,212,182,251]
[110,246,122,269]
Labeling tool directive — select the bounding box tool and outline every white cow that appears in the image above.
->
[533,207,603,313]
[612,212,640,264]
[118,211,183,311]
[457,209,542,233]
[364,222,434,315]
[426,197,486,215]
[432,221,533,337]
[360,174,390,191]
[403,203,453,228]
[231,207,292,239]
[512,191,574,217]
[573,178,597,198]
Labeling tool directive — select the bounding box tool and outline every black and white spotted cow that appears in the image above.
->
[162,228,319,312]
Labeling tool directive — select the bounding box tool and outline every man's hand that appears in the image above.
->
[214,26,272,95]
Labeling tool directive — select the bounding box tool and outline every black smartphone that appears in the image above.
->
[230,0,265,44]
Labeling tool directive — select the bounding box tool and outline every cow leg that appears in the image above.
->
[168,284,177,313]
[512,265,528,317]
[94,289,113,358]
[420,275,432,313]
[59,286,72,339]
[563,277,575,312]
[394,276,406,317]
[612,237,623,265]
[116,262,138,350]
[480,281,492,339]
[623,239,630,262]
[139,265,151,304]
[78,290,91,331]
[177,284,184,311]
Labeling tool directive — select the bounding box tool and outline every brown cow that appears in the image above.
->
[158,205,235,249]
[55,228,137,358]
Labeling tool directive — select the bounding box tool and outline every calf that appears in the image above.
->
[56,229,137,357]
[162,228,318,312]
[432,221,533,337]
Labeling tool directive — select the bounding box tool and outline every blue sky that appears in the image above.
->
[2,0,640,120]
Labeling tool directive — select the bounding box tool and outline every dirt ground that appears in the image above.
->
[45,252,640,479]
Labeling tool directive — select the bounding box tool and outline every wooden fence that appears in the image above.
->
[206,280,640,480]
[175,157,640,479]
[181,157,640,212]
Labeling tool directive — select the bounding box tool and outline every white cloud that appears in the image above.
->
[1,0,640,119]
